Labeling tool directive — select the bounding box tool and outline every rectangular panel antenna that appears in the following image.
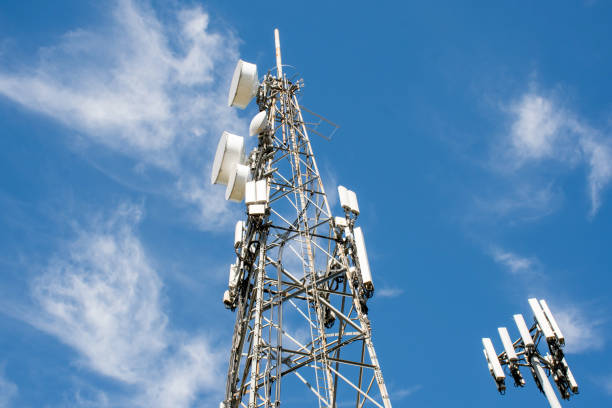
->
[353,227,373,290]
[482,338,505,381]
[498,327,518,362]
[539,299,565,345]
[563,358,579,393]
[513,314,535,350]
[528,298,556,341]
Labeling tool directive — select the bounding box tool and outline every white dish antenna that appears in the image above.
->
[249,110,268,136]
[211,131,245,185]
[228,60,258,109]
[225,164,249,202]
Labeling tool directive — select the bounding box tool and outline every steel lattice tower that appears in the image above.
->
[215,30,392,408]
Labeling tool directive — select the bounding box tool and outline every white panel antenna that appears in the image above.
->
[228,263,240,288]
[211,131,245,185]
[338,185,360,215]
[228,60,258,108]
[498,327,518,362]
[539,299,565,345]
[482,338,505,382]
[528,298,556,342]
[338,185,350,210]
[513,314,535,350]
[348,189,360,215]
[353,227,373,292]
[234,221,245,248]
[562,358,579,393]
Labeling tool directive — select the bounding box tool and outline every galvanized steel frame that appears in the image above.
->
[222,68,392,408]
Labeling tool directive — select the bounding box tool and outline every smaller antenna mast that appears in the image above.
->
[274,28,282,77]
[481,298,580,408]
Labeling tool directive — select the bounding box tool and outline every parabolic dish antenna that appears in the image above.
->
[211,131,245,185]
[249,110,268,136]
[225,164,249,202]
[228,60,258,109]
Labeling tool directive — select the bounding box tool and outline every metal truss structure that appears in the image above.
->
[482,298,579,408]
[215,30,392,408]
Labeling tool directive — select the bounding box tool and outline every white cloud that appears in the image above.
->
[393,384,422,399]
[580,135,612,215]
[474,183,560,222]
[510,94,564,160]
[29,204,222,407]
[490,247,535,275]
[503,90,612,216]
[488,246,605,355]
[0,368,17,408]
[0,0,244,229]
[551,303,605,354]
[377,287,404,298]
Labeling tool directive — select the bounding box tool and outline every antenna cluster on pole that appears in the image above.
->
[482,298,579,408]
[212,30,392,408]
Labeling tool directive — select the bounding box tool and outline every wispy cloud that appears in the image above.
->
[0,366,17,408]
[490,247,535,275]
[377,287,404,298]
[551,302,605,354]
[499,90,612,216]
[488,246,605,355]
[391,384,422,400]
[27,203,222,407]
[0,0,245,230]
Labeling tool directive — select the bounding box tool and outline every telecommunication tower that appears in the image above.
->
[211,30,393,408]
[482,298,579,408]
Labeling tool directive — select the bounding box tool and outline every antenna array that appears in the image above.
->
[213,30,392,408]
[482,298,579,408]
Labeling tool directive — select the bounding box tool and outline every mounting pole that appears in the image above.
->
[482,298,580,408]
[274,28,282,78]
[533,360,562,408]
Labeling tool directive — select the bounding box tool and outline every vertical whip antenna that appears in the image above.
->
[274,28,282,78]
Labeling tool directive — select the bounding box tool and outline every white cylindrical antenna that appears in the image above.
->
[533,361,562,408]
[498,327,518,362]
[274,28,282,78]
[513,314,535,350]
[539,299,565,345]
[528,298,556,342]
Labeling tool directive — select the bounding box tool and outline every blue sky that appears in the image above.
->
[0,1,611,407]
